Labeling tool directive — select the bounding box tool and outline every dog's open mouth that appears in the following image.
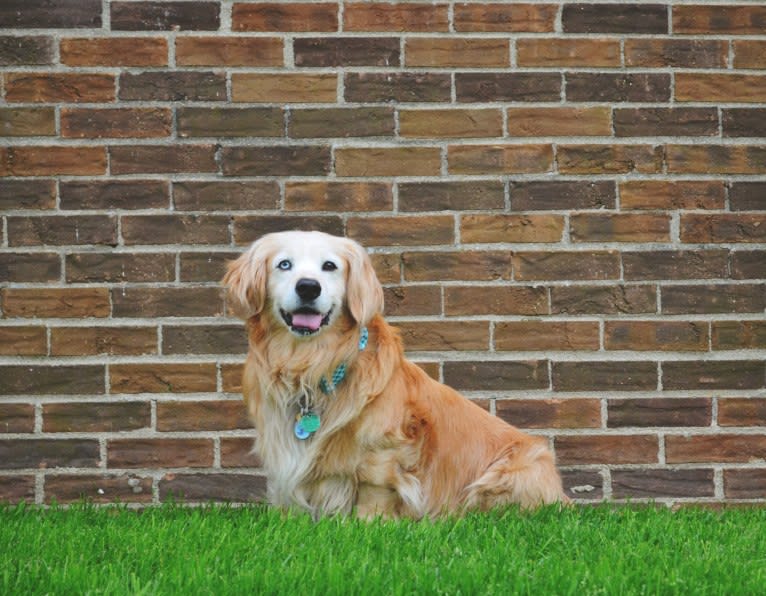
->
[280,307,333,336]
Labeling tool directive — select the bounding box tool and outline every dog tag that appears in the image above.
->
[300,412,321,433]
[294,420,311,440]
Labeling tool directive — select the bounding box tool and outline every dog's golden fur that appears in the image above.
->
[224,231,567,518]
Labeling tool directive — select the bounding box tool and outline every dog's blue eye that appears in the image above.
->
[322,261,337,272]
[277,259,292,271]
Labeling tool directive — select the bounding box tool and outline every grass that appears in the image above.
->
[1,503,764,595]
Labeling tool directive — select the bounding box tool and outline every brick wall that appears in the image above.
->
[1,1,764,507]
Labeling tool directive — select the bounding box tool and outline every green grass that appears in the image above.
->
[1,503,764,595]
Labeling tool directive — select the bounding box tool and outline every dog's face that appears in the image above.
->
[224,231,384,337]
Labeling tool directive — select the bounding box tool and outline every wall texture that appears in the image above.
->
[0,1,765,507]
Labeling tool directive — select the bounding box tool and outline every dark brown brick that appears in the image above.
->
[734,40,766,69]
[608,398,711,428]
[0,439,99,470]
[121,214,229,246]
[723,109,766,138]
[62,108,171,139]
[605,321,709,352]
[731,251,766,280]
[1,146,107,176]
[119,71,226,102]
[461,214,563,244]
[221,438,262,468]
[570,213,670,243]
[555,435,659,465]
[612,469,715,499]
[674,5,766,35]
[0,253,60,283]
[108,439,214,468]
[562,3,667,33]
[449,144,553,175]
[51,327,157,357]
[157,400,250,432]
[0,179,55,210]
[395,321,489,351]
[65,253,175,283]
[175,181,280,211]
[443,360,549,392]
[0,476,35,503]
[110,145,217,175]
[558,144,663,174]
[180,252,240,283]
[713,322,766,350]
[562,471,604,501]
[160,473,266,503]
[623,250,729,281]
[445,286,548,316]
[0,36,53,65]
[294,37,399,67]
[110,364,217,394]
[566,73,671,102]
[176,36,282,66]
[383,286,441,317]
[232,2,337,32]
[348,215,454,247]
[221,146,331,176]
[61,37,168,67]
[513,251,620,281]
[0,327,47,356]
[725,470,766,499]
[496,321,599,351]
[0,107,55,136]
[60,180,169,210]
[666,434,766,464]
[456,73,561,102]
[509,181,614,211]
[2,288,110,319]
[399,182,504,212]
[45,474,153,504]
[496,398,600,429]
[730,182,766,211]
[403,251,511,282]
[0,0,101,28]
[178,107,283,138]
[661,284,765,314]
[233,216,343,244]
[7,215,117,247]
[615,108,718,137]
[111,1,220,31]
[111,287,224,318]
[553,361,657,392]
[0,366,105,395]
[682,214,766,244]
[163,325,248,355]
[285,182,393,212]
[620,181,725,210]
[289,107,395,138]
[43,402,150,433]
[663,360,765,391]
[345,3,449,31]
[454,3,557,32]
[0,404,34,433]
[345,72,451,103]
[719,398,766,427]
[5,73,115,103]
[551,285,656,315]
[667,145,766,174]
[625,39,727,68]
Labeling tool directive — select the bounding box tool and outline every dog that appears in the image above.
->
[223,230,567,518]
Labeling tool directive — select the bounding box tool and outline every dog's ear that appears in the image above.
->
[222,239,269,319]
[343,238,384,326]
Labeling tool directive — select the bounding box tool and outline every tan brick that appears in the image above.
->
[0,327,47,356]
[399,109,502,139]
[495,321,600,351]
[676,73,766,103]
[345,2,449,31]
[232,73,337,103]
[394,321,489,351]
[60,37,167,66]
[734,40,766,69]
[570,213,671,243]
[61,108,171,139]
[335,147,441,177]
[347,215,454,246]
[2,288,110,318]
[221,363,245,394]
[517,38,619,67]
[176,36,283,66]
[108,438,214,468]
[405,38,509,67]
[109,363,217,394]
[558,145,663,174]
[51,327,157,356]
[232,2,338,31]
[461,214,564,244]
[4,73,114,102]
[667,145,766,174]
[497,398,601,429]
[620,181,725,210]
[448,144,553,174]
[605,321,709,352]
[0,107,55,136]
[454,3,557,32]
[507,107,611,137]
[555,435,659,465]
[0,146,106,176]
[285,182,393,212]
[718,398,766,427]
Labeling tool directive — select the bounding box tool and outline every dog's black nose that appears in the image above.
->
[295,278,322,302]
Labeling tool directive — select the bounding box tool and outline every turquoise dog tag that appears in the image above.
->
[294,412,320,440]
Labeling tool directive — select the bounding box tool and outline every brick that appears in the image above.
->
[4,73,114,103]
[507,107,611,137]
[722,109,766,138]
[620,181,725,210]
[676,74,766,103]
[345,72,450,103]
[558,145,663,174]
[345,3,448,31]
[663,360,765,391]
[8,215,117,246]
[336,147,441,177]
[612,470,715,499]
[294,37,399,67]
[396,321,489,352]
[712,322,766,350]
[0,476,35,503]
[157,400,250,431]
[222,145,331,176]
[564,3,667,33]
[553,361,657,392]
[517,38,619,67]
[566,73,670,103]
[512,251,620,281]
[443,360,549,392]
[221,438,262,468]
[449,144,553,175]
[43,402,150,433]
[383,285,441,317]
[400,109,502,139]
[110,364,217,394]
[734,40,766,69]
[0,327,47,356]
[495,321,600,351]
[625,39,727,68]
[674,5,766,34]
[180,252,238,283]
[119,71,226,102]
[399,182,504,212]
[461,214,564,244]
[456,73,561,102]
[731,251,766,280]
[719,398,766,427]
[111,1,220,31]
[725,470,766,499]
[511,181,615,211]
[289,107,395,138]
[1,146,107,176]
[60,38,167,67]
[0,107,55,136]
[551,285,657,315]
[65,253,175,283]
[0,404,35,432]
[176,36,282,66]
[0,179,55,210]
[666,434,766,464]
[496,398,600,429]
[160,473,266,502]
[60,180,169,210]
[163,325,248,355]
[0,253,60,282]
[285,182,393,212]
[221,364,244,394]
[110,145,217,175]
[614,108,718,137]
[122,215,229,246]
[178,107,283,137]
[233,216,343,244]
[605,321,709,352]
[61,108,172,139]
[111,287,224,318]
[0,439,99,470]
[570,213,670,243]
[0,0,101,28]
[0,36,53,65]
[2,289,110,318]
[555,435,659,465]
[681,214,766,244]
[608,398,711,428]
[347,215,454,246]
[445,286,548,316]
[232,2,337,31]
[108,439,214,468]
[405,38,509,68]
[175,181,279,211]
[662,284,765,315]
[454,3,557,32]
[403,251,511,282]
[562,471,604,501]
[45,474,153,504]
[232,73,337,103]
[51,327,157,357]
[623,251,728,281]
[0,365,104,395]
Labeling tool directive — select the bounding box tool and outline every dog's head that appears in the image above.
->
[223,231,384,336]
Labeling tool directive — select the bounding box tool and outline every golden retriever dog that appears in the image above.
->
[224,231,567,518]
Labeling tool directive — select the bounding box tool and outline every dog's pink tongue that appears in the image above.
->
[292,313,323,330]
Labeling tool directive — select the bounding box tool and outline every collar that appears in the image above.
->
[319,326,369,394]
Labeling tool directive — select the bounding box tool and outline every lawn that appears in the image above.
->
[1,503,764,595]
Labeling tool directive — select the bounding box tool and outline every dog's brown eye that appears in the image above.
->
[322,261,337,272]
[277,259,292,271]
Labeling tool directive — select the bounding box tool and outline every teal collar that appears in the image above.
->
[319,326,369,394]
